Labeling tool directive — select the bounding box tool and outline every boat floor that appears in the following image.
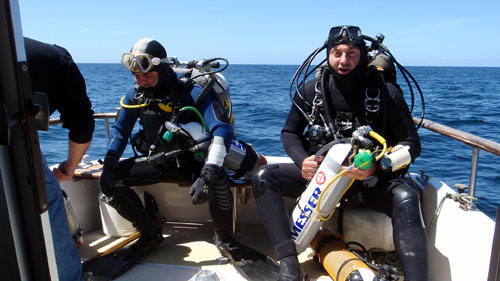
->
[79,221,332,281]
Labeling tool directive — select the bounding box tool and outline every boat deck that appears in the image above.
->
[69,161,407,281]
[78,221,332,280]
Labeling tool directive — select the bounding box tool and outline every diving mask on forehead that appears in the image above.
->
[121,52,168,73]
[328,25,363,46]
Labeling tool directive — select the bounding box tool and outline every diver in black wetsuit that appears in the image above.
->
[252,26,428,281]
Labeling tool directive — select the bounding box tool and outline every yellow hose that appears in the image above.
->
[369,130,387,161]
[316,171,355,222]
[120,96,173,112]
[120,96,149,109]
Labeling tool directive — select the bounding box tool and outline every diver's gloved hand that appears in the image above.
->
[99,151,119,196]
[189,177,212,205]
[189,164,221,205]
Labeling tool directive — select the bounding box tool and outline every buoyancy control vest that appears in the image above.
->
[131,67,234,156]
[137,89,178,147]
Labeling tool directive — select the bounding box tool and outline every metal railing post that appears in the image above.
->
[469,147,479,198]
[104,118,110,142]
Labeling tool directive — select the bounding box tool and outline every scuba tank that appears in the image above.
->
[291,141,353,253]
[311,231,400,281]
[173,57,235,133]
[164,120,266,179]
[224,139,267,179]
[311,231,377,281]
[290,126,387,254]
[62,190,84,247]
[138,118,266,180]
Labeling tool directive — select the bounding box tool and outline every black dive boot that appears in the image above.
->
[128,211,164,257]
[278,255,301,281]
[108,210,164,265]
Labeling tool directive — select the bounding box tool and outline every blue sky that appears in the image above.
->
[18,0,500,66]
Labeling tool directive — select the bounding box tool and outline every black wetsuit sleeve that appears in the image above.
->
[281,81,315,168]
[384,83,421,161]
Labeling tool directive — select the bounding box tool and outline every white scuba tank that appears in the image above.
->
[291,142,353,253]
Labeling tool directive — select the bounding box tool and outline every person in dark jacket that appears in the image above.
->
[251,26,428,281]
[98,38,239,266]
[26,37,94,181]
[25,37,101,281]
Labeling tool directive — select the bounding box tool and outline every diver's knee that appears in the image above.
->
[251,164,277,198]
[215,172,230,188]
[392,184,424,228]
[100,182,115,198]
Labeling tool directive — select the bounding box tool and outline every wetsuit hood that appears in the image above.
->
[129,38,179,99]
[130,38,167,73]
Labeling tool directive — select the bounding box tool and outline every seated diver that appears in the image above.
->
[251,26,428,281]
[96,38,262,277]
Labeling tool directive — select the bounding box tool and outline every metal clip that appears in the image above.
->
[364,87,380,113]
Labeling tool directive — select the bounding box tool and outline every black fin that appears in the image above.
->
[83,223,164,279]
[82,247,138,279]
[216,239,281,281]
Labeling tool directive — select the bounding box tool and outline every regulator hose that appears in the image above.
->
[289,32,425,131]
[172,106,210,133]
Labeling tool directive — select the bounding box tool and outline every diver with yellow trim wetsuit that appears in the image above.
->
[95,38,240,278]
[251,26,427,281]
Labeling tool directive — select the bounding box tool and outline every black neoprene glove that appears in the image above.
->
[99,151,119,196]
[189,164,221,205]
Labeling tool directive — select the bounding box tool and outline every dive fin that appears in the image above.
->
[83,220,165,280]
[216,239,281,281]
[82,231,144,279]
[83,251,134,279]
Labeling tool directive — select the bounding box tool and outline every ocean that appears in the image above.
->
[38,64,500,219]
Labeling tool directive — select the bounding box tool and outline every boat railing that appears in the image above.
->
[49,112,118,141]
[414,117,500,202]
[49,113,500,202]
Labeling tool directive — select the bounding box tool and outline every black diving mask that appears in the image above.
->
[327,25,363,46]
[121,52,168,73]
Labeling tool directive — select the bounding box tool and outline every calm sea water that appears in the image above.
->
[39,64,500,219]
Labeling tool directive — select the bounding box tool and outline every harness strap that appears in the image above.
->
[193,78,215,108]
[364,69,387,123]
